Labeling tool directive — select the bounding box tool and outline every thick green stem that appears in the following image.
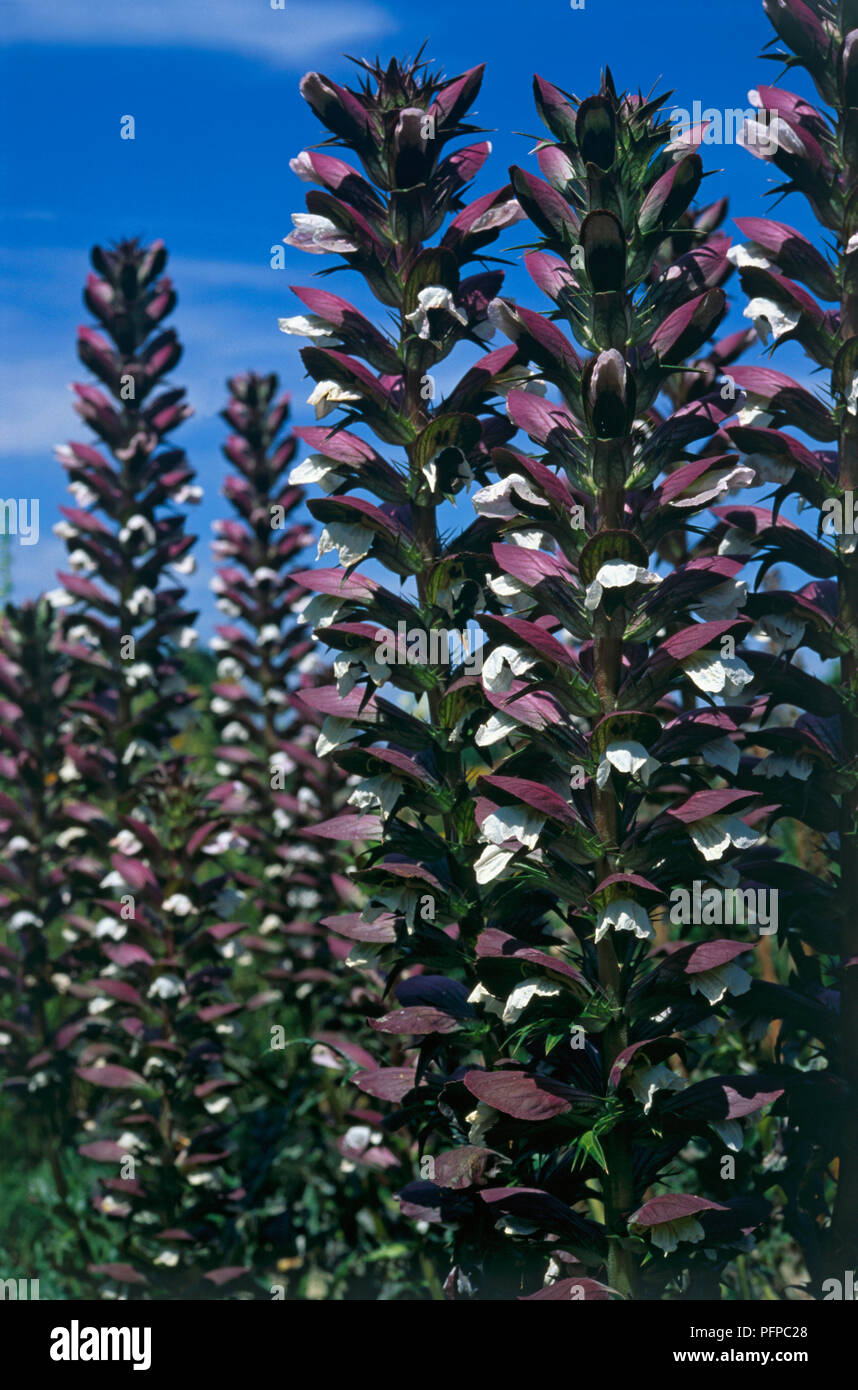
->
[593,483,637,1298]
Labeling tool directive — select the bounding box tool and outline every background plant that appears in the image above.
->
[724,0,858,1275]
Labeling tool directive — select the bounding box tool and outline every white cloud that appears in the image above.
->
[3,0,396,67]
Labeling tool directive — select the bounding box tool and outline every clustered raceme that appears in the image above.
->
[5,16,858,1301]
[209,372,340,1012]
[726,0,858,1273]
[422,72,790,1301]
[0,601,94,1187]
[289,58,801,1301]
[51,236,200,810]
[208,373,430,1295]
[70,753,264,1298]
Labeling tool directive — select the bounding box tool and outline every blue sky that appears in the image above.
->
[0,0,822,634]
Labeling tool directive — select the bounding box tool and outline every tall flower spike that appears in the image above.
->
[54,237,200,811]
[0,598,97,1246]
[285,50,523,958]
[73,753,260,1296]
[730,0,858,1276]
[429,73,785,1300]
[283,52,541,1293]
[210,371,447,1294]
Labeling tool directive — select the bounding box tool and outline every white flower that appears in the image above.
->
[738,115,805,160]
[475,711,520,748]
[744,452,795,485]
[289,151,315,181]
[682,650,754,697]
[289,454,346,492]
[306,379,361,420]
[688,814,760,862]
[316,521,373,566]
[509,528,552,550]
[467,983,505,1018]
[44,587,75,609]
[161,893,196,917]
[481,806,544,849]
[171,483,203,504]
[278,313,340,345]
[595,898,654,944]
[693,579,748,621]
[306,593,348,629]
[121,738,157,764]
[735,404,774,429]
[127,586,156,617]
[744,296,801,345]
[628,1062,686,1114]
[502,978,561,1024]
[68,481,98,507]
[119,514,157,547]
[348,775,399,817]
[482,644,537,693]
[717,526,756,557]
[148,975,184,1000]
[68,548,96,573]
[846,372,858,417]
[171,554,196,575]
[585,560,661,611]
[333,646,390,697]
[702,735,740,776]
[752,752,813,781]
[726,242,772,272]
[473,474,546,519]
[94,917,126,941]
[474,843,516,884]
[316,716,358,758]
[202,830,249,855]
[466,1102,498,1144]
[154,1250,180,1268]
[470,199,522,235]
[596,740,660,788]
[669,464,755,508]
[178,626,198,649]
[285,212,358,255]
[711,1119,745,1152]
[123,662,154,689]
[99,870,132,890]
[404,286,468,340]
[487,572,533,611]
[755,613,806,652]
[636,1213,706,1254]
[687,958,752,1005]
[9,910,43,931]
